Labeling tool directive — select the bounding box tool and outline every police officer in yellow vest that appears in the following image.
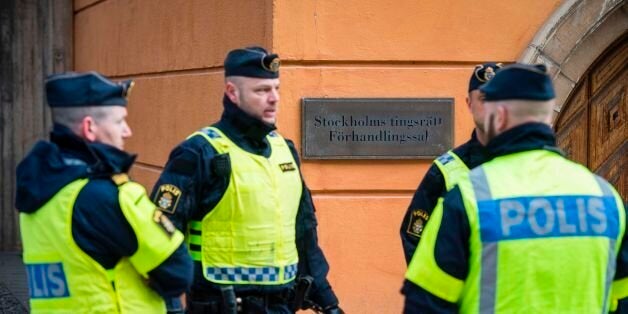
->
[402,64,628,313]
[151,47,343,313]
[400,63,501,264]
[15,72,193,313]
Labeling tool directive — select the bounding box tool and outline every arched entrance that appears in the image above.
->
[553,34,627,200]
[519,0,627,201]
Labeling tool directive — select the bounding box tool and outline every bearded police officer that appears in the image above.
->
[15,72,193,313]
[151,47,343,313]
[402,64,628,313]
[400,63,501,264]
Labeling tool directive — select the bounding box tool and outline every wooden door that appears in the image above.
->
[555,33,627,201]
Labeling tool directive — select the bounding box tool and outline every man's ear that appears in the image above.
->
[495,105,509,132]
[80,116,97,142]
[465,96,471,110]
[225,81,239,104]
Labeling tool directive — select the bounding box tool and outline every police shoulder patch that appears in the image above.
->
[279,162,296,172]
[406,209,430,237]
[153,209,177,237]
[154,184,182,214]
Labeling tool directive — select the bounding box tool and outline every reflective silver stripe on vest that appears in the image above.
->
[205,264,298,283]
[596,175,616,314]
[470,167,497,313]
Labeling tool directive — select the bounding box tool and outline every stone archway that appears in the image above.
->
[519,0,627,107]
[519,0,627,200]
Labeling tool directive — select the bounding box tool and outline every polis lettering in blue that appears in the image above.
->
[26,263,70,299]
[478,195,619,242]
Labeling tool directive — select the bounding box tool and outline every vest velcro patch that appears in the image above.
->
[407,209,430,237]
[279,162,296,172]
[154,184,181,214]
[153,209,177,237]
[26,263,70,298]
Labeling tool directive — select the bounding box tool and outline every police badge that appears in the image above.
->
[484,67,496,81]
[269,58,281,72]
[158,192,173,209]
[474,63,504,83]
[406,209,430,237]
[262,55,281,73]
[154,184,181,214]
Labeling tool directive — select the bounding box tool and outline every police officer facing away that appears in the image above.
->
[400,63,501,264]
[15,72,193,313]
[151,47,343,313]
[402,64,628,313]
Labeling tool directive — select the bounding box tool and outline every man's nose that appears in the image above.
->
[123,122,133,138]
[269,88,279,103]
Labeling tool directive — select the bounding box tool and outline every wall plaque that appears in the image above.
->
[301,98,454,159]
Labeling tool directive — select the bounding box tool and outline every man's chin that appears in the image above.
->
[262,117,277,125]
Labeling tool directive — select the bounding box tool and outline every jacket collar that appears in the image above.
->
[50,124,136,176]
[215,95,276,144]
[485,122,561,159]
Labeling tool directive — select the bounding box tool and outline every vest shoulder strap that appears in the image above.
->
[433,151,470,190]
[111,173,130,186]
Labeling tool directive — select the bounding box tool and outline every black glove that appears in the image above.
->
[323,305,344,314]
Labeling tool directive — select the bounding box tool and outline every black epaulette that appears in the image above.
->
[211,153,231,177]
[111,173,130,186]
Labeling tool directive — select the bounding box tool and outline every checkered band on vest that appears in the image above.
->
[284,263,298,279]
[201,127,222,139]
[436,152,455,165]
[205,264,298,283]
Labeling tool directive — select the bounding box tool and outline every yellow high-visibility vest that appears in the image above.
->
[407,149,626,313]
[21,178,184,313]
[188,127,302,285]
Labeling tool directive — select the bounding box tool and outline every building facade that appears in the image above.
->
[2,0,626,312]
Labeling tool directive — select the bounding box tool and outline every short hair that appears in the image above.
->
[51,106,110,133]
[492,99,555,123]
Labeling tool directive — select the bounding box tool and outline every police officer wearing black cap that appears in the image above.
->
[400,63,501,264]
[16,71,193,313]
[402,64,628,313]
[151,47,343,313]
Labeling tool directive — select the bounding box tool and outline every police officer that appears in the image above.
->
[15,72,193,313]
[400,63,501,263]
[150,47,343,313]
[402,64,628,313]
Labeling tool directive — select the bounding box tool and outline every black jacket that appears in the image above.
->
[400,130,488,264]
[15,124,193,298]
[150,96,339,308]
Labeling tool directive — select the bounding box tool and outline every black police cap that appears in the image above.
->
[468,62,503,92]
[224,46,280,79]
[480,63,555,101]
[46,71,133,107]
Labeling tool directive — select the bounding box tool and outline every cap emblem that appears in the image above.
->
[263,57,281,73]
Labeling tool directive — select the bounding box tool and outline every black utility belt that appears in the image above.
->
[188,293,289,314]
[188,276,317,314]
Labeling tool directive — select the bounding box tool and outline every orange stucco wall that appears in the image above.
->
[74,0,562,312]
